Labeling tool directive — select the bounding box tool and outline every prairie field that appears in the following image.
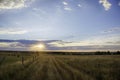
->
[0,51,120,80]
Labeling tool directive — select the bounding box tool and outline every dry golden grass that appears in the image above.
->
[0,52,120,80]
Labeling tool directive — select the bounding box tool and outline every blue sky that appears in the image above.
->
[0,0,120,51]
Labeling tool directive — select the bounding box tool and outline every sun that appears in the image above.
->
[35,44,45,49]
[30,43,46,51]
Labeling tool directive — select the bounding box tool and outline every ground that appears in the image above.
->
[0,51,120,80]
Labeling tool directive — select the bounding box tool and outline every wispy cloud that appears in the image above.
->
[102,27,120,33]
[78,4,82,8]
[0,42,25,48]
[99,0,112,11]
[118,2,120,6]
[64,6,72,11]
[62,1,72,11]
[62,1,68,6]
[32,8,47,15]
[0,28,28,35]
[32,8,39,11]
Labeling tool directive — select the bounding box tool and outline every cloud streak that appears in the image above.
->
[0,42,25,48]
[0,28,28,35]
[64,6,72,11]
[102,27,120,33]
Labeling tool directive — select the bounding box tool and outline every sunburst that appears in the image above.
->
[30,43,46,51]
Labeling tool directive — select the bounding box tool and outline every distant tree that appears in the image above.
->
[116,51,120,55]
[107,51,111,55]
[95,51,101,55]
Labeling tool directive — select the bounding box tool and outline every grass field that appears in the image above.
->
[0,51,120,80]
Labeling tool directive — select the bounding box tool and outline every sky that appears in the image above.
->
[0,0,120,51]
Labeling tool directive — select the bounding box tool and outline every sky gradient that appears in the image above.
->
[0,0,120,51]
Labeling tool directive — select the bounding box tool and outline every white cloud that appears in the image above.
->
[0,0,26,9]
[64,6,72,11]
[62,1,68,6]
[78,4,82,7]
[0,42,25,48]
[49,34,120,47]
[62,1,72,11]
[0,28,28,35]
[99,0,112,11]
[0,42,11,47]
[0,0,34,10]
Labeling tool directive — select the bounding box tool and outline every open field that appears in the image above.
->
[0,51,120,80]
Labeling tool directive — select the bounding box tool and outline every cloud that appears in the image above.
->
[118,2,120,6]
[0,0,34,10]
[0,0,26,9]
[48,41,120,51]
[64,6,72,11]
[102,27,120,33]
[32,8,47,15]
[0,28,28,35]
[0,42,25,48]
[99,0,112,11]
[0,39,120,51]
[0,39,58,51]
[62,1,68,6]
[32,8,40,11]
[48,34,120,47]
[62,1,72,11]
[78,4,82,7]
[0,39,38,51]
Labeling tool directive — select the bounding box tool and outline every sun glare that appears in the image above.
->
[36,44,45,48]
[30,43,46,51]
